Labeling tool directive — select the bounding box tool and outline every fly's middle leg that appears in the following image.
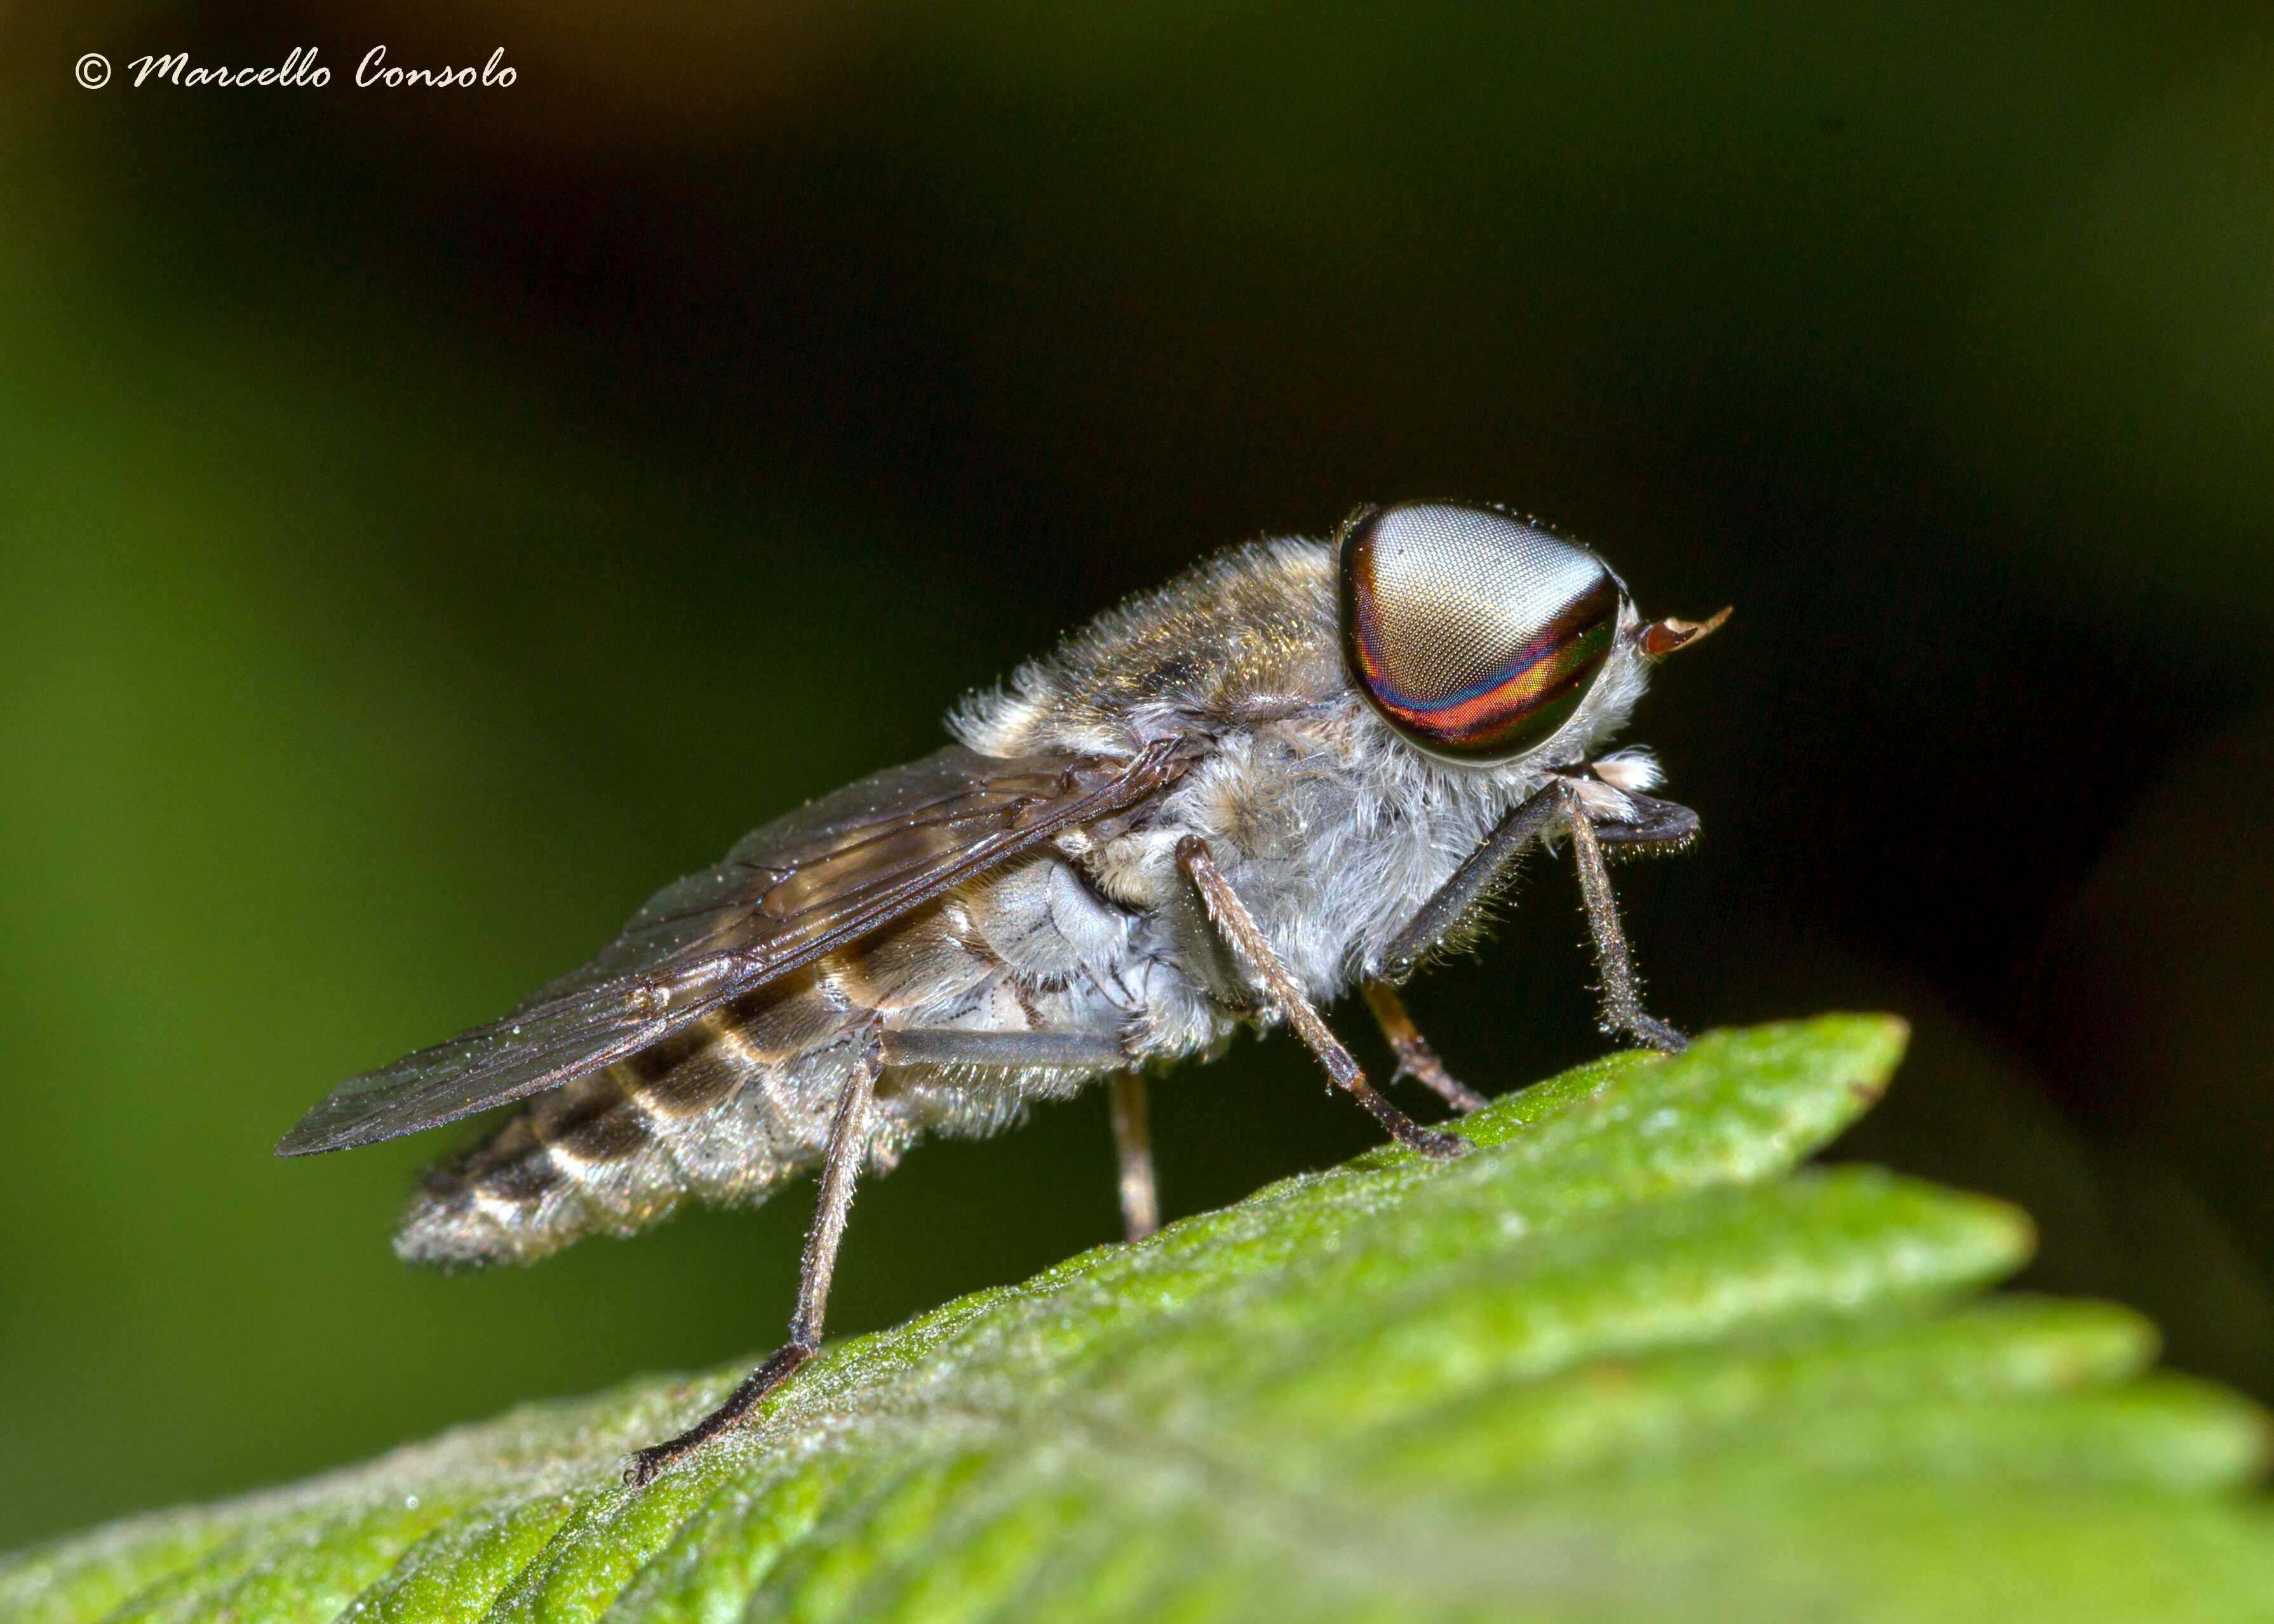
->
[1176,835,1469,1161]
[874,1028,1157,1244]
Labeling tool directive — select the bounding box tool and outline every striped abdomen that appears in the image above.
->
[396,864,1131,1266]
[394,969,865,1265]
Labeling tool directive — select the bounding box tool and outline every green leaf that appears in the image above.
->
[6,1017,2270,1623]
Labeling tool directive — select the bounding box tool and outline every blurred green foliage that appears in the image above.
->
[3,0,2271,1559]
[12,1021,2274,1624]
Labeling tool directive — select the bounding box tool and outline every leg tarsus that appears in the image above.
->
[1362,981,1488,1111]
[1632,1013,1688,1054]
[1377,1110,1471,1160]
[624,1339,815,1486]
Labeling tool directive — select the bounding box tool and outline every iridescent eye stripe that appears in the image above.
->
[1343,542,1620,760]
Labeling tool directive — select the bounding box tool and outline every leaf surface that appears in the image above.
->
[6,1017,2271,1623]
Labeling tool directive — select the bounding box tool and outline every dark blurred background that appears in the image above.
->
[4,1,2271,1551]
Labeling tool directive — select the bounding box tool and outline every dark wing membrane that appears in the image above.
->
[278,744,1185,1156]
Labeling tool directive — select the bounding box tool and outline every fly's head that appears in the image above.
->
[1337,501,1725,772]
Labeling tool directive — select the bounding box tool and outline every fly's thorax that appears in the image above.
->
[952,516,1651,798]
[952,537,1345,760]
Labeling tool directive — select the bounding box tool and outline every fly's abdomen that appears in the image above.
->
[394,872,1138,1266]
[396,976,861,1266]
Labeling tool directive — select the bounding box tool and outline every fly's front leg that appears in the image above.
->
[625,1037,881,1487]
[1176,835,1468,1160]
[1362,981,1487,1111]
[1377,776,1690,1064]
[1380,785,1564,979]
[1554,781,1687,1054]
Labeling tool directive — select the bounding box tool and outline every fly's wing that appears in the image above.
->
[277,743,1186,1156]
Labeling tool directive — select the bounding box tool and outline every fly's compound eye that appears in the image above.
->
[1339,502,1622,762]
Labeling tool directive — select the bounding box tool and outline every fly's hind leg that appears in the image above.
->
[624,1037,882,1487]
[1108,1072,1159,1241]
[880,1028,1157,1240]
[1176,835,1469,1160]
[1361,981,1487,1112]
